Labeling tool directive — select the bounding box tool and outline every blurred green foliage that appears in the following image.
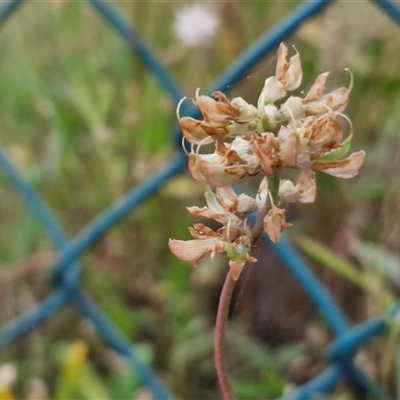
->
[0,1,400,399]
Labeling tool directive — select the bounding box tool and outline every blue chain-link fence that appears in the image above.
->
[1,1,400,399]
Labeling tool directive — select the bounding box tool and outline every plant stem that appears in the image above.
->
[214,195,270,399]
[214,269,237,400]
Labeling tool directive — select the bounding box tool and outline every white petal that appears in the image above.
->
[279,96,305,121]
[231,97,259,122]
[260,77,286,104]
[285,50,303,91]
[229,260,245,281]
[314,151,366,179]
[297,170,316,203]
[279,180,299,203]
[169,237,220,262]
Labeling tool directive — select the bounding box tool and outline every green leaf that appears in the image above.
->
[352,240,400,288]
[295,236,396,307]
[269,174,281,204]
[204,187,224,212]
[78,364,110,400]
[294,236,367,289]
[317,134,353,162]
[54,341,89,400]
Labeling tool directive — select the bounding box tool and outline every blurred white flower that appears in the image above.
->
[0,363,17,395]
[174,4,220,47]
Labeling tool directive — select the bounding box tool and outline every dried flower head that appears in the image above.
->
[170,43,365,280]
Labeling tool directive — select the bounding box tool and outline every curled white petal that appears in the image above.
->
[279,180,299,203]
[314,151,366,179]
[260,77,286,105]
[231,97,259,122]
[168,237,221,262]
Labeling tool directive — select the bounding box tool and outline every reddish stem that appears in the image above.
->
[214,269,237,400]
[214,196,269,399]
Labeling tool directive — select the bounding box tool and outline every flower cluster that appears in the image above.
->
[169,43,365,280]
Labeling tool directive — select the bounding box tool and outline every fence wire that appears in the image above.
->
[0,1,399,399]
